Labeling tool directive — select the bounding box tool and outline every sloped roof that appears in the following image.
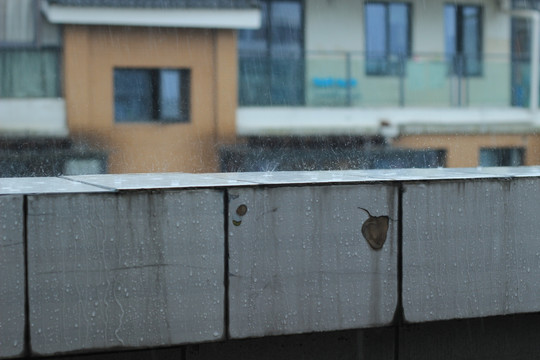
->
[46,0,259,9]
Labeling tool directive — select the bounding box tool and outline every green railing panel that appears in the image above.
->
[0,48,61,98]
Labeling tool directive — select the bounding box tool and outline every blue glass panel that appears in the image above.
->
[444,5,457,58]
[114,69,153,123]
[159,70,180,120]
[388,3,409,56]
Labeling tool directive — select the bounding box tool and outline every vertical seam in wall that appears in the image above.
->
[223,190,230,340]
[394,183,405,360]
[23,196,31,357]
[212,30,219,147]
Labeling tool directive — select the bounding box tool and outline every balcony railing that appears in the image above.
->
[0,47,61,98]
[239,51,534,108]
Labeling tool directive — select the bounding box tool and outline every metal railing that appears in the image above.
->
[239,51,533,108]
[0,47,533,110]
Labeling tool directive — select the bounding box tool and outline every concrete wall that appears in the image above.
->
[63,25,237,174]
[227,185,398,338]
[0,196,24,358]
[27,191,225,355]
[2,168,540,358]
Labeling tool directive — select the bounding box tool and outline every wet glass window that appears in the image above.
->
[445,4,482,76]
[0,0,34,44]
[0,0,61,98]
[238,0,304,106]
[511,16,532,106]
[238,2,268,53]
[479,147,524,166]
[365,2,411,76]
[113,68,190,123]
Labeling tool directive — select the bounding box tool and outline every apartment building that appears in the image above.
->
[234,0,540,169]
[0,0,107,176]
[1,0,259,175]
[2,0,540,174]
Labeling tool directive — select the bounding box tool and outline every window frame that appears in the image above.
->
[479,147,525,167]
[444,3,483,77]
[113,67,191,124]
[364,1,412,77]
[237,0,305,106]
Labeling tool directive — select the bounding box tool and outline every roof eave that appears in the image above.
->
[41,2,261,29]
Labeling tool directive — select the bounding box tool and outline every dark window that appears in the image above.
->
[365,2,411,76]
[479,148,524,167]
[445,4,482,76]
[511,16,532,106]
[113,68,190,123]
[238,0,304,106]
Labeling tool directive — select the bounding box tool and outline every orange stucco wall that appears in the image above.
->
[393,134,540,167]
[64,25,237,174]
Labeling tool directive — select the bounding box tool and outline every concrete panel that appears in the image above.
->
[228,185,398,338]
[0,196,25,358]
[27,190,224,355]
[403,178,540,322]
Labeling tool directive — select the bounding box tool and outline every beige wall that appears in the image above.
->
[64,25,237,174]
[394,134,540,167]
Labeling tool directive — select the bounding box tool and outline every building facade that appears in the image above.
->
[44,0,259,174]
[235,0,540,169]
[1,0,259,175]
[2,0,540,174]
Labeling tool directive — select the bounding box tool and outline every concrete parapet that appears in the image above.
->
[1,167,540,357]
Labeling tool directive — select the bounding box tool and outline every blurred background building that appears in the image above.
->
[2,0,540,175]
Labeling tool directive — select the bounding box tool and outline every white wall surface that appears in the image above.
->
[306,0,364,52]
[305,0,510,55]
[236,107,540,136]
[0,99,68,137]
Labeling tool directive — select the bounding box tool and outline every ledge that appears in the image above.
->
[0,99,68,138]
[1,167,540,357]
[237,107,540,137]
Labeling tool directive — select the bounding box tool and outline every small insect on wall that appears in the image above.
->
[358,207,390,250]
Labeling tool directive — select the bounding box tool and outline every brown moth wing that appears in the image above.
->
[361,216,389,250]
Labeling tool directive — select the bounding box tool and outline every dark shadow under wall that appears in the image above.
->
[50,312,540,360]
